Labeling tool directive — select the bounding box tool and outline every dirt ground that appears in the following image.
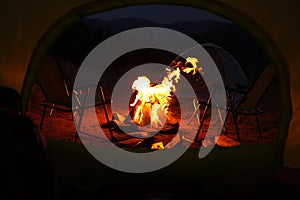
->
[25,81,300,199]
[26,78,280,148]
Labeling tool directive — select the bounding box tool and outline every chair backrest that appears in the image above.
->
[241,64,276,108]
[202,43,249,103]
[37,54,72,107]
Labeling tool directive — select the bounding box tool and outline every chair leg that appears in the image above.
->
[99,86,117,142]
[255,114,263,143]
[216,106,227,134]
[49,104,55,116]
[73,109,84,143]
[222,111,230,135]
[194,101,210,143]
[233,112,241,143]
[73,88,90,143]
[187,99,200,125]
[40,105,47,131]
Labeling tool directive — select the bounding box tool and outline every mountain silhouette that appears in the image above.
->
[83,17,229,37]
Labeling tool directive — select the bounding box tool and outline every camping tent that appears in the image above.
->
[0,0,299,192]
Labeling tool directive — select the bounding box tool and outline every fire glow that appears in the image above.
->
[130,57,203,128]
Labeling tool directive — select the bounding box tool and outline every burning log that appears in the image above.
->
[127,86,180,133]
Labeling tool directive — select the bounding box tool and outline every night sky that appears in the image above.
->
[86,4,232,24]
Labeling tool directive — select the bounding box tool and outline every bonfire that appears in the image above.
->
[129,57,203,129]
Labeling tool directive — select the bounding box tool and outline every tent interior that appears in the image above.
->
[1,0,300,199]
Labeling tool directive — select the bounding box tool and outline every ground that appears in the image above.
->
[24,80,300,199]
[27,79,280,147]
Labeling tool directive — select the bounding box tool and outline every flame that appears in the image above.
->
[183,57,198,75]
[130,57,202,128]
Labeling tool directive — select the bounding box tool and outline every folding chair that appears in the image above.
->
[36,53,115,142]
[192,64,276,144]
[191,87,224,143]
[189,44,249,143]
[225,64,277,143]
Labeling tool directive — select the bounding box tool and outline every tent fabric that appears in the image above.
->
[0,0,92,93]
[0,0,298,170]
[48,138,280,192]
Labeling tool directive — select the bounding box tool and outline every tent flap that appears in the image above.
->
[0,0,298,169]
